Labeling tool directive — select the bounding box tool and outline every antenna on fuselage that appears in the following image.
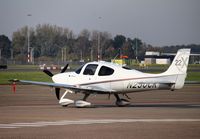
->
[112,48,121,63]
[112,53,119,63]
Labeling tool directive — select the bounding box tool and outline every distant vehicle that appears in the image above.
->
[0,65,7,69]
[10,49,191,107]
[194,61,200,64]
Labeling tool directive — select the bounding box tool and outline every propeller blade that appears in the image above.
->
[43,69,54,77]
[61,64,69,73]
[55,88,60,100]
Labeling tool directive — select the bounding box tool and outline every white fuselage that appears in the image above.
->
[52,61,181,94]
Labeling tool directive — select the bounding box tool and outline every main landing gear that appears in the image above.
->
[59,90,91,108]
[114,94,130,107]
[74,93,91,108]
[59,90,130,107]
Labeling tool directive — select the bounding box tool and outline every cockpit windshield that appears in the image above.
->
[75,64,85,74]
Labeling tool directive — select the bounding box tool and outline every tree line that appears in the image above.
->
[0,24,200,63]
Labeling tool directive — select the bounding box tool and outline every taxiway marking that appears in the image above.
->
[0,119,200,129]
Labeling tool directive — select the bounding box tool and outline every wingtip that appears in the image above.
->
[8,79,19,82]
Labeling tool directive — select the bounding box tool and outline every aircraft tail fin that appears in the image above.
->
[163,49,191,89]
[164,49,191,75]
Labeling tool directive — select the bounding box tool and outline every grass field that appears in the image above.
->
[0,63,199,84]
[0,70,199,84]
[0,71,52,84]
[186,72,200,81]
[8,64,39,69]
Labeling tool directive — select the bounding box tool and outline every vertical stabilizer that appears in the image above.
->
[163,49,191,89]
[164,49,190,75]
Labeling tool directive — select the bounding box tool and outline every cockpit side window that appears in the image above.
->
[98,66,114,76]
[83,64,98,75]
[75,64,84,74]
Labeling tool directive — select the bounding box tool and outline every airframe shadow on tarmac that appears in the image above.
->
[68,103,200,109]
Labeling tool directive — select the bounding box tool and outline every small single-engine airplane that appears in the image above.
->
[10,49,191,107]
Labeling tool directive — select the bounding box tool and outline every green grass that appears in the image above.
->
[8,64,39,69]
[0,71,52,84]
[0,70,200,84]
[186,72,200,81]
[129,64,200,70]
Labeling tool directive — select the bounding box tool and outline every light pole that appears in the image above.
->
[135,38,138,63]
[80,50,83,61]
[61,48,64,62]
[30,47,34,64]
[97,32,100,61]
[10,49,13,60]
[90,48,93,61]
[0,49,1,60]
[97,16,102,61]
[27,14,31,63]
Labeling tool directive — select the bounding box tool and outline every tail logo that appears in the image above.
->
[175,53,189,72]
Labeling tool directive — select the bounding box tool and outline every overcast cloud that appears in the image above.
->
[0,0,199,46]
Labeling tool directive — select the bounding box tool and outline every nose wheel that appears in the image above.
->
[59,90,74,107]
[114,94,130,107]
[59,90,92,107]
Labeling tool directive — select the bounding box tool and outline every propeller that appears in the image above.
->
[43,69,54,77]
[55,88,60,100]
[43,64,69,100]
[61,64,69,73]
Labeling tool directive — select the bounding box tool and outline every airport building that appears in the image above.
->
[144,51,173,65]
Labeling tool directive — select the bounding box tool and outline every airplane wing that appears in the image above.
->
[10,79,113,93]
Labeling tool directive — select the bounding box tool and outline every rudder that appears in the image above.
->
[164,49,191,75]
[164,49,191,89]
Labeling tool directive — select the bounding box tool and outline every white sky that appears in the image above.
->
[0,0,200,46]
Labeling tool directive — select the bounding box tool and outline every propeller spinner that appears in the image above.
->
[43,64,69,100]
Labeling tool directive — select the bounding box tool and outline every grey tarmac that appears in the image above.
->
[0,84,200,139]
